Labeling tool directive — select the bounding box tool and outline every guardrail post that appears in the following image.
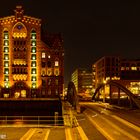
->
[38,116,39,127]
[5,116,7,125]
[54,112,58,126]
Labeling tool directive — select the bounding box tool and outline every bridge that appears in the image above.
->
[92,80,140,109]
[67,81,140,109]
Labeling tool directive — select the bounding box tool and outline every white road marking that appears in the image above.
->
[20,128,36,140]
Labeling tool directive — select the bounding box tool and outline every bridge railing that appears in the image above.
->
[0,115,78,128]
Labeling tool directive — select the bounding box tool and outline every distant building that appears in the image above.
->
[0,6,64,98]
[71,68,92,95]
[93,56,120,88]
[93,56,140,97]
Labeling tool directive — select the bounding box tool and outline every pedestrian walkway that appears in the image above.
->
[0,101,89,140]
[61,101,88,140]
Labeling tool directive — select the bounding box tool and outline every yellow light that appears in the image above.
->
[131,67,137,70]
[21,90,26,97]
[3,94,9,98]
[5,48,8,53]
[32,83,36,88]
[5,62,8,67]
[32,35,36,39]
[14,92,20,98]
[4,41,8,46]
[5,83,9,88]
[55,61,59,66]
[6,77,9,81]
[5,70,9,74]
[4,34,8,39]
[32,41,36,46]
[5,56,8,60]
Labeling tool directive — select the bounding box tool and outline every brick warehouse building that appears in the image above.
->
[0,6,64,116]
[0,6,64,99]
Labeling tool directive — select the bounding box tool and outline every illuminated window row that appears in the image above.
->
[3,31,9,88]
[41,69,60,76]
[31,31,37,89]
[41,61,59,67]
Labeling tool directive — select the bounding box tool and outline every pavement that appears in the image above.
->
[0,101,89,140]
[62,101,88,140]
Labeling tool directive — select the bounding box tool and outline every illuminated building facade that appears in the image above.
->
[93,56,140,97]
[71,68,92,95]
[94,56,120,87]
[0,6,64,98]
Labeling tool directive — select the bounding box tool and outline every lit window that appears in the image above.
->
[4,34,8,39]
[3,93,9,98]
[14,92,20,98]
[4,47,9,53]
[42,52,45,58]
[31,61,36,67]
[131,67,137,70]
[32,68,36,74]
[4,54,9,60]
[4,61,9,67]
[32,83,36,88]
[54,69,59,76]
[48,55,51,58]
[121,67,125,70]
[4,76,9,81]
[4,82,9,88]
[21,90,26,98]
[55,61,59,66]
[47,69,52,76]
[4,68,9,74]
[31,54,36,60]
[31,76,36,81]
[31,41,36,46]
[31,34,36,39]
[4,40,9,46]
[31,47,36,53]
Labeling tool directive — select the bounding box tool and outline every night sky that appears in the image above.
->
[1,0,140,86]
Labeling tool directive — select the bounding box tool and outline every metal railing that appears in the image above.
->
[0,115,78,128]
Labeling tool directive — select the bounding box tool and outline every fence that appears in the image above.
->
[0,115,78,128]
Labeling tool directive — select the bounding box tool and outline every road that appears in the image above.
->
[0,102,140,140]
[77,102,140,140]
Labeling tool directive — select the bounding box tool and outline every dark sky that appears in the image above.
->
[1,0,140,86]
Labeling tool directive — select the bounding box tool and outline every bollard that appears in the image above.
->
[54,112,58,126]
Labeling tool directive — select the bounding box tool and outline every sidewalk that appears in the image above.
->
[62,101,88,140]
